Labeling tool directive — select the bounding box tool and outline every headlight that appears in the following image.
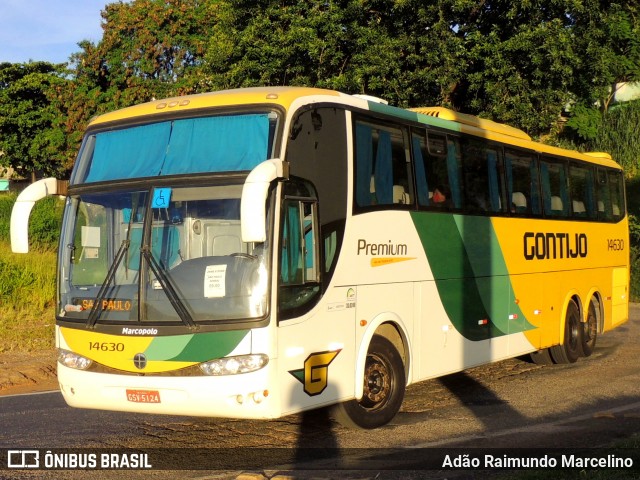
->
[58,349,93,370]
[199,354,268,376]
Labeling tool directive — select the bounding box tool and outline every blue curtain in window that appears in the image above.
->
[487,150,500,212]
[505,155,514,205]
[375,130,393,204]
[446,140,462,208]
[86,122,172,183]
[540,162,551,213]
[585,170,596,217]
[559,166,569,215]
[530,160,541,214]
[355,124,374,206]
[281,203,301,284]
[412,135,430,206]
[84,114,269,183]
[162,114,269,175]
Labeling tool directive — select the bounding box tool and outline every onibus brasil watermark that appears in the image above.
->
[6,450,151,470]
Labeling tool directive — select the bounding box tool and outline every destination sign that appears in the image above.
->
[72,298,133,312]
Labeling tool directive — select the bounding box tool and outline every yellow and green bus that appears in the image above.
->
[11,87,628,429]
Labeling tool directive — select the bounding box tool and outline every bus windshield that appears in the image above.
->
[58,182,270,325]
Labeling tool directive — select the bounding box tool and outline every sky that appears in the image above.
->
[0,0,108,64]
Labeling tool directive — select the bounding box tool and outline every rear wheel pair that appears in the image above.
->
[543,298,598,364]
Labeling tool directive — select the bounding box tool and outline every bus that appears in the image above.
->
[11,87,629,429]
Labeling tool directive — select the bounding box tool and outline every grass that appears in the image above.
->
[0,240,57,352]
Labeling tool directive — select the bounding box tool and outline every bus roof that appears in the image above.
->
[88,86,622,171]
[88,87,344,127]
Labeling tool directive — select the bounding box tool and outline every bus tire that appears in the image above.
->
[529,348,554,365]
[581,299,598,357]
[550,299,582,364]
[331,335,405,429]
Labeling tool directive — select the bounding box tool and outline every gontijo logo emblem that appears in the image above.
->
[289,350,341,396]
[357,238,416,267]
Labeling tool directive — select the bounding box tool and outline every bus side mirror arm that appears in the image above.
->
[241,159,289,243]
[10,177,59,253]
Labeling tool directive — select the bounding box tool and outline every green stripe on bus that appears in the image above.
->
[411,212,534,341]
[366,101,461,131]
[144,330,250,362]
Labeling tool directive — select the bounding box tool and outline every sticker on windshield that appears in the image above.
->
[152,188,172,208]
[204,265,227,298]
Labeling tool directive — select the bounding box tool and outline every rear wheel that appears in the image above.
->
[550,299,583,364]
[331,335,405,429]
[581,299,598,357]
[529,348,554,365]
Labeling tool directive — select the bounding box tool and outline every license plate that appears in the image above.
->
[126,389,161,403]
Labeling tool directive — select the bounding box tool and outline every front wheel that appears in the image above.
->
[331,335,405,429]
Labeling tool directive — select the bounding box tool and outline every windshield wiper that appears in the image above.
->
[86,239,130,328]
[141,247,197,330]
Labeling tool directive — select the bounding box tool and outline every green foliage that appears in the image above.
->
[562,100,640,175]
[0,193,15,243]
[630,221,640,301]
[204,0,450,107]
[454,1,578,135]
[565,104,603,141]
[200,0,639,137]
[571,2,640,111]
[626,177,640,301]
[0,257,36,300]
[29,196,64,249]
[0,195,59,351]
[0,193,63,250]
[0,241,56,352]
[0,62,69,178]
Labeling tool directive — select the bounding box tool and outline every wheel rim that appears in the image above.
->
[361,353,392,410]
[584,310,597,344]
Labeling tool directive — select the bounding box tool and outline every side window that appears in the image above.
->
[596,168,613,220]
[279,179,321,319]
[355,120,412,208]
[281,200,319,285]
[540,158,569,217]
[569,163,596,219]
[412,130,458,209]
[460,139,506,214]
[609,170,625,221]
[505,150,541,215]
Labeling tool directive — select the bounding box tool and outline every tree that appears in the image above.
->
[49,0,217,173]
[0,62,68,179]
[562,2,640,148]
[571,1,640,113]
[202,0,585,135]
[203,0,461,108]
[446,0,580,135]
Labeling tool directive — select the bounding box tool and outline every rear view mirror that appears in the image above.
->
[241,159,288,242]
[11,177,59,253]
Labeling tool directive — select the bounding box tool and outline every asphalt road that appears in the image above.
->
[2,305,640,479]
